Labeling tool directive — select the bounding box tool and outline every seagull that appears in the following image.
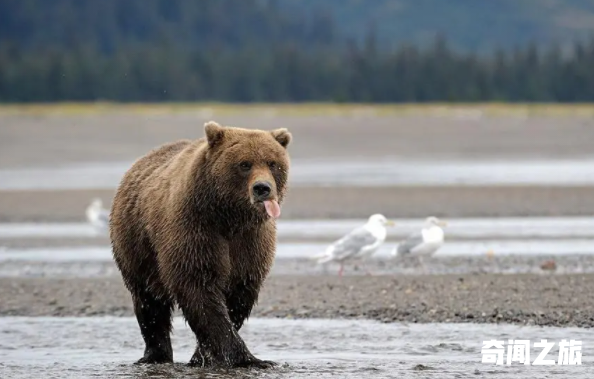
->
[85,198,110,233]
[391,216,447,271]
[313,214,395,276]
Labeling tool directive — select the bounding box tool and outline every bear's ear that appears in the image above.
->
[270,128,292,149]
[204,121,225,148]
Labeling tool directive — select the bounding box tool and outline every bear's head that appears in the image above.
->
[203,120,292,221]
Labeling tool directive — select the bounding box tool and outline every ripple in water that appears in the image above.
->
[1,317,593,378]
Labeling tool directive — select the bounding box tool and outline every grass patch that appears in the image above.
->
[1,102,594,117]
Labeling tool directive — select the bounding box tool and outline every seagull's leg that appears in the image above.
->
[419,256,427,273]
[363,260,374,276]
[338,263,344,277]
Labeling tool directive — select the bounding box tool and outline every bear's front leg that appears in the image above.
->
[159,233,276,369]
[178,285,276,369]
[226,281,261,331]
[226,225,275,332]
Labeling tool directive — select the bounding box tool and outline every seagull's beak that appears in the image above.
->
[385,220,396,227]
[438,220,448,227]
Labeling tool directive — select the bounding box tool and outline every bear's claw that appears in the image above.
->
[134,350,173,365]
[239,358,277,369]
[188,355,277,369]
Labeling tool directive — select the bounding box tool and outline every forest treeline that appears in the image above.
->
[1,0,594,102]
[3,37,594,102]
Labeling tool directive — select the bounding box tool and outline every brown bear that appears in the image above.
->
[109,121,291,369]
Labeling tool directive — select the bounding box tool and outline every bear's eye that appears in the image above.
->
[239,161,252,171]
[268,161,277,170]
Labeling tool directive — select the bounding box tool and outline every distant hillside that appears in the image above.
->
[3,0,594,53]
[0,0,337,52]
[278,0,594,52]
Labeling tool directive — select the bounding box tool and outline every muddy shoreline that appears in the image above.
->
[2,111,594,332]
[2,271,593,328]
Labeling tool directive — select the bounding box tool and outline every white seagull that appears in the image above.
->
[313,214,395,276]
[391,216,447,270]
[86,198,110,233]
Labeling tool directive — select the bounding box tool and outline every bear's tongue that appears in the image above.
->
[264,200,281,219]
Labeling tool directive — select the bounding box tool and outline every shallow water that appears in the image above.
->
[0,223,101,239]
[280,217,594,240]
[290,158,594,187]
[0,317,592,378]
[1,240,593,264]
[3,158,594,190]
[3,216,594,239]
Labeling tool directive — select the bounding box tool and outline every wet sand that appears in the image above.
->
[2,268,594,328]
[2,185,594,221]
[2,112,594,168]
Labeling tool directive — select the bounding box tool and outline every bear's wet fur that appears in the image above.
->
[109,121,291,368]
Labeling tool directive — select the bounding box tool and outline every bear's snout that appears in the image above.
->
[252,181,272,201]
[250,177,281,218]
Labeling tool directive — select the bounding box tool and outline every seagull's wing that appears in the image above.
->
[326,226,379,262]
[396,231,424,255]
